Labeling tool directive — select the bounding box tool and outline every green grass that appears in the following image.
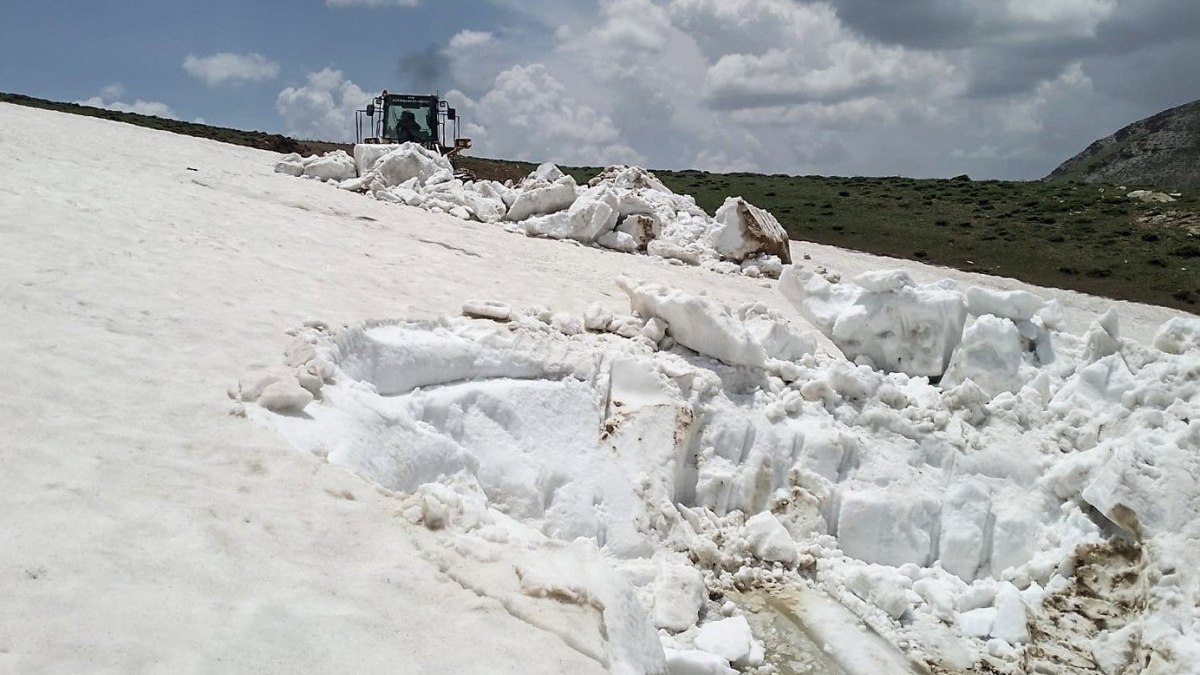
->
[4,90,1197,312]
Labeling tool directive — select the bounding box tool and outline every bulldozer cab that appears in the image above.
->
[355,91,471,156]
[382,94,437,144]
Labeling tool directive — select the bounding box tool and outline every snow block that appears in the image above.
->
[964,287,1049,322]
[505,175,579,222]
[617,214,661,250]
[693,616,753,664]
[652,565,706,632]
[1153,316,1200,354]
[711,197,792,264]
[664,649,737,675]
[257,379,314,413]
[743,511,797,564]
[274,158,305,177]
[780,266,967,377]
[302,150,357,182]
[618,277,767,368]
[837,486,939,567]
[991,582,1029,644]
[566,185,620,241]
[942,315,1028,397]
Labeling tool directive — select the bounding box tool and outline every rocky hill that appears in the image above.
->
[1047,98,1200,188]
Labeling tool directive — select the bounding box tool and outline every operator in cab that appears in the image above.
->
[395,110,424,143]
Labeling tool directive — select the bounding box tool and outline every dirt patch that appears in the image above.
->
[1022,540,1151,674]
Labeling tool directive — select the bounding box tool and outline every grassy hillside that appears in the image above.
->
[1046,98,1200,189]
[4,91,1196,313]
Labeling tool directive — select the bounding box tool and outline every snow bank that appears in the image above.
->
[276,149,788,279]
[242,269,1200,674]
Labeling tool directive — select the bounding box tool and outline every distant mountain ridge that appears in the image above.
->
[1046,98,1200,188]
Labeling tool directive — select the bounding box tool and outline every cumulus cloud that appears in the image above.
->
[275,69,369,141]
[448,64,643,166]
[183,52,280,87]
[378,0,1196,178]
[76,84,179,119]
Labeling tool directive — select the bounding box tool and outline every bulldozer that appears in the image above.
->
[355,91,471,156]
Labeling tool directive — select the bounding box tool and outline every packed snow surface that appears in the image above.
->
[3,100,1199,675]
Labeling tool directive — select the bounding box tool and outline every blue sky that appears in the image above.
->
[0,0,502,131]
[1,0,1196,179]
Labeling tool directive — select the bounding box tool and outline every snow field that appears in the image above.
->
[2,102,820,675]
[4,99,1197,675]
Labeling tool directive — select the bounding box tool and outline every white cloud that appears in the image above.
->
[449,30,494,50]
[76,85,179,119]
[325,0,418,7]
[183,52,280,87]
[448,64,643,166]
[276,68,369,141]
[429,0,1183,178]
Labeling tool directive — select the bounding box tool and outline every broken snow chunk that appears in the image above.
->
[462,300,512,322]
[237,368,290,402]
[956,607,996,638]
[529,162,565,183]
[646,239,703,266]
[837,487,939,567]
[588,165,672,193]
[942,315,1027,397]
[693,616,753,664]
[780,265,967,377]
[274,159,305,177]
[991,583,1029,644]
[299,150,356,182]
[740,254,784,279]
[1153,316,1200,354]
[642,317,668,343]
[598,229,639,252]
[663,648,737,675]
[257,379,314,413]
[618,276,766,367]
[584,303,615,332]
[964,287,1049,322]
[742,511,797,564]
[566,185,620,241]
[505,175,579,222]
[295,367,323,396]
[551,312,584,336]
[653,565,705,632]
[843,566,912,620]
[300,150,357,182]
[852,269,917,293]
[617,214,662,250]
[711,197,792,264]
